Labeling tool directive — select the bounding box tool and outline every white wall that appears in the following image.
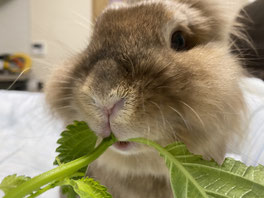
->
[0,0,254,85]
[0,0,30,54]
[30,0,93,82]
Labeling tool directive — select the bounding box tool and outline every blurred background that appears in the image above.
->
[0,0,260,92]
[0,0,107,91]
[0,0,261,92]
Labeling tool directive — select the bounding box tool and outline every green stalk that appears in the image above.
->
[27,181,61,198]
[4,135,117,198]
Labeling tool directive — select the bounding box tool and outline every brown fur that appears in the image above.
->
[45,0,247,197]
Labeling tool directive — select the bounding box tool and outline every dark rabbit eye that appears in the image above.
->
[171,31,186,51]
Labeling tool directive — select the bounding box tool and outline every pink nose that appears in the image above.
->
[104,98,125,117]
[101,98,125,137]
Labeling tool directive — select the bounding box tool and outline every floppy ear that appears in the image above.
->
[178,0,246,41]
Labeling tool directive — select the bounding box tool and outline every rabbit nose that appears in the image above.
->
[100,98,125,138]
[104,98,125,118]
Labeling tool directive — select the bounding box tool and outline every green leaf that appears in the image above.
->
[166,142,264,198]
[60,173,86,198]
[63,177,112,198]
[129,138,209,198]
[55,121,99,198]
[0,175,30,195]
[129,138,264,198]
[55,121,98,165]
[61,185,78,198]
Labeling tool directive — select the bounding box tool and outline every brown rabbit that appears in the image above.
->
[45,0,248,197]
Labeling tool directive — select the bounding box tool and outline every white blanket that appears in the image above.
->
[0,77,264,197]
[236,77,264,165]
[0,91,64,198]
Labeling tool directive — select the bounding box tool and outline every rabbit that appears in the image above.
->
[45,0,248,197]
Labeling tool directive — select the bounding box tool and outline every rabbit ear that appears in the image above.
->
[184,0,245,16]
[177,0,246,40]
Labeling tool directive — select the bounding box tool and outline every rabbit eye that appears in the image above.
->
[171,31,186,51]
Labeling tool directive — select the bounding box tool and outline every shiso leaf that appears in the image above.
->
[161,144,209,198]
[54,121,98,165]
[166,142,264,198]
[63,177,112,198]
[0,174,30,195]
[61,185,78,198]
[55,121,99,198]
[129,138,209,198]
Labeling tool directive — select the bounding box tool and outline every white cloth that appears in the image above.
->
[236,77,264,166]
[0,91,64,198]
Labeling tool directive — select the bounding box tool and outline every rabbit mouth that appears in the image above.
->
[113,141,134,151]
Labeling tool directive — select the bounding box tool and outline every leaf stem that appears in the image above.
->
[27,181,61,198]
[4,134,117,198]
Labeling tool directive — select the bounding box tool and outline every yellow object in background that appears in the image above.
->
[3,53,32,73]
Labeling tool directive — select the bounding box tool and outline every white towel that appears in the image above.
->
[0,91,64,198]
